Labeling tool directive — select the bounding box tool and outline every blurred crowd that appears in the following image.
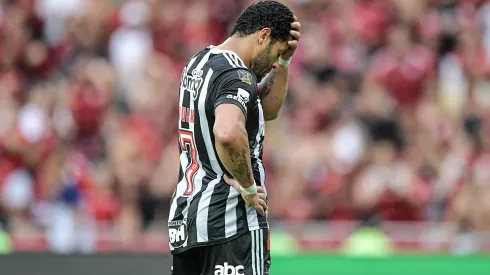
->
[1,0,490,252]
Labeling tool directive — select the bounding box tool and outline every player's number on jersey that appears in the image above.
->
[179,130,199,196]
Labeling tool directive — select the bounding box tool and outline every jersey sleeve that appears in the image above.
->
[213,69,257,117]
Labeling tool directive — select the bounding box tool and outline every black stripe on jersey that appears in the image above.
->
[257,207,268,228]
[173,199,187,222]
[256,136,267,228]
[186,184,204,244]
[236,196,249,233]
[192,68,211,174]
[180,85,190,130]
[207,181,230,240]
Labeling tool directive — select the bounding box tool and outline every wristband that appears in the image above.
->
[240,182,257,195]
[277,56,291,67]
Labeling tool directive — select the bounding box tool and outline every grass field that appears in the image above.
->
[272,254,490,275]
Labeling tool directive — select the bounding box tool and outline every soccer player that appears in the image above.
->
[169,1,300,274]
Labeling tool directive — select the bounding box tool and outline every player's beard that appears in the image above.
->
[251,43,274,79]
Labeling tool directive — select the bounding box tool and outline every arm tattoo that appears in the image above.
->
[229,148,252,186]
[259,69,276,99]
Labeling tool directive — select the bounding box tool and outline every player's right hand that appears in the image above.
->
[224,175,268,216]
[280,15,301,61]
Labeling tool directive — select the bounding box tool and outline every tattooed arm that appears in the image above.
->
[259,17,301,121]
[258,65,289,121]
[214,104,255,188]
[214,104,267,215]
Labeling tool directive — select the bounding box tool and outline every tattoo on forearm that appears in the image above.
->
[260,70,276,98]
[229,148,252,185]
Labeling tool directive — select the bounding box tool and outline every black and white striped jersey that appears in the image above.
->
[168,46,267,254]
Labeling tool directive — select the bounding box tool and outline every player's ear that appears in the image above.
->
[257,28,271,45]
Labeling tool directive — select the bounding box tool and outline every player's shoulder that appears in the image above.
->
[207,47,246,69]
[214,66,257,87]
[207,49,256,84]
[211,68,258,101]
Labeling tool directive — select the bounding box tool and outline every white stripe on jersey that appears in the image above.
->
[198,68,222,174]
[256,230,261,275]
[246,205,259,232]
[224,188,239,238]
[251,230,265,275]
[196,177,220,242]
[255,101,266,193]
[246,101,267,229]
[259,230,264,275]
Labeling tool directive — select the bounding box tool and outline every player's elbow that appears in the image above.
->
[214,124,244,147]
[262,103,281,121]
[263,111,279,121]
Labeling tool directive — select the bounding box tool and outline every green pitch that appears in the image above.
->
[272,255,490,275]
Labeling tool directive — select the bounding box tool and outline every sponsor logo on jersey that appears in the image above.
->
[237,70,253,85]
[168,219,188,248]
[181,68,203,101]
[226,88,250,110]
[214,262,244,275]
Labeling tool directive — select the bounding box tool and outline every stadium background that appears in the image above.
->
[0,0,490,274]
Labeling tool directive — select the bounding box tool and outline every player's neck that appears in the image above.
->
[216,37,253,68]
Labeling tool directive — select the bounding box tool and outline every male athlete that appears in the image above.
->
[169,1,301,274]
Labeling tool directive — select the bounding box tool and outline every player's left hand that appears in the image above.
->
[224,175,268,216]
[281,16,301,61]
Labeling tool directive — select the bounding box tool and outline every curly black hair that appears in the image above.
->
[230,0,294,43]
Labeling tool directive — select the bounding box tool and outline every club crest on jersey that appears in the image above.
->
[168,219,188,248]
[227,88,250,110]
[181,68,204,101]
[237,70,253,85]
